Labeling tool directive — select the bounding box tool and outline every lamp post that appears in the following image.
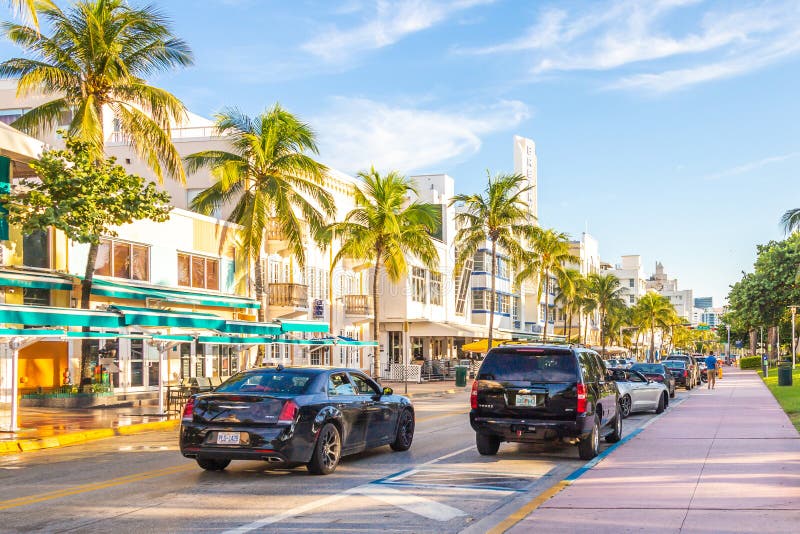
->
[790,306,797,369]
[726,324,730,361]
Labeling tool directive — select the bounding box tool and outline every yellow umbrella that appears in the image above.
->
[462,339,505,352]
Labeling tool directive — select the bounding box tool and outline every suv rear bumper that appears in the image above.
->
[470,412,592,442]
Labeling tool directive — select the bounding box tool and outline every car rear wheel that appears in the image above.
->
[390,409,415,451]
[619,395,632,418]
[307,423,341,475]
[196,458,230,471]
[606,405,623,443]
[475,432,501,455]
[669,385,675,398]
[656,393,666,414]
[578,416,600,460]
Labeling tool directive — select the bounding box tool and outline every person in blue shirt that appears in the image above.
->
[705,353,718,389]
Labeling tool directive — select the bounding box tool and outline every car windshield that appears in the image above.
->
[631,364,664,373]
[663,361,686,369]
[478,349,577,382]
[215,371,313,394]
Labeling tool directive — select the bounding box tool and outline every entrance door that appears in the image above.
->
[129,338,144,387]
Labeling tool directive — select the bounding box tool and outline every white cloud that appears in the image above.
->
[303,0,494,62]
[463,0,800,92]
[314,97,529,174]
[703,151,800,181]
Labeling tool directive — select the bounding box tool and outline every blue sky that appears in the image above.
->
[4,0,800,305]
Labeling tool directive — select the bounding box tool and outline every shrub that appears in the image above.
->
[739,356,761,370]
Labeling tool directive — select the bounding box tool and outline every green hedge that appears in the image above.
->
[740,356,761,370]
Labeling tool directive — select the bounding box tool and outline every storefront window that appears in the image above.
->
[411,337,424,360]
[180,344,191,379]
[178,253,220,290]
[130,338,144,387]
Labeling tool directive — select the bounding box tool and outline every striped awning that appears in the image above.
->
[109,305,228,330]
[221,320,281,336]
[0,269,74,291]
[90,278,259,309]
[276,319,328,333]
[0,304,121,328]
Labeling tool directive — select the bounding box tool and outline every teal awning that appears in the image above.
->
[0,303,121,328]
[152,334,195,342]
[274,338,334,345]
[109,305,227,330]
[197,335,273,345]
[221,320,281,336]
[277,319,328,333]
[0,269,73,291]
[0,328,64,338]
[90,278,259,309]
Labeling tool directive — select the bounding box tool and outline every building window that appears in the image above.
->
[629,295,635,304]
[411,266,426,303]
[177,253,219,290]
[23,230,50,268]
[629,278,634,288]
[496,257,509,279]
[23,288,50,306]
[497,294,510,314]
[268,260,281,283]
[430,272,442,306]
[472,289,486,311]
[473,251,487,272]
[95,238,149,281]
[306,267,329,300]
[512,296,521,322]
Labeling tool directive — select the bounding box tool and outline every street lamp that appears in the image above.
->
[790,306,797,369]
[726,324,730,361]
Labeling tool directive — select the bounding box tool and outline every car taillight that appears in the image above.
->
[278,400,298,424]
[470,380,478,409]
[683,370,688,378]
[182,397,194,421]
[576,383,587,414]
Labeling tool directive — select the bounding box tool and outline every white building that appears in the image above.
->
[646,262,694,321]
[605,255,649,307]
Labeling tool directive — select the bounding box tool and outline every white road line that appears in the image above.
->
[352,484,466,521]
[221,445,476,534]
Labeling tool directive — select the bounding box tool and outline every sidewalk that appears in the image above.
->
[1,378,467,454]
[509,367,800,533]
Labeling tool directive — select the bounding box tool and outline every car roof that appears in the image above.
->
[238,366,368,375]
[489,343,583,353]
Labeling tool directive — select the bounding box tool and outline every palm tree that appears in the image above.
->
[1,0,193,308]
[517,228,577,342]
[632,292,675,362]
[187,106,335,324]
[451,172,534,350]
[8,0,54,30]
[587,273,626,356]
[330,169,440,378]
[781,208,800,234]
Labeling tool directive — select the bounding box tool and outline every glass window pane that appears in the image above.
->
[191,256,205,288]
[23,230,49,268]
[206,259,219,290]
[178,253,190,286]
[131,245,149,281]
[95,239,111,276]
[113,242,131,279]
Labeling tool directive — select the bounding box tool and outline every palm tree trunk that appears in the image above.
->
[650,319,656,363]
[600,306,606,356]
[542,269,550,342]
[80,241,100,380]
[487,241,497,352]
[583,312,588,345]
[372,251,381,379]
[253,256,267,367]
[567,306,573,341]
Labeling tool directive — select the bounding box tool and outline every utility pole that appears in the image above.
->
[726,324,730,361]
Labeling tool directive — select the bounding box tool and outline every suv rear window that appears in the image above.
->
[216,371,313,394]
[664,361,686,369]
[478,349,578,382]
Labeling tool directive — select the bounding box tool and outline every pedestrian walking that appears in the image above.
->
[705,352,718,389]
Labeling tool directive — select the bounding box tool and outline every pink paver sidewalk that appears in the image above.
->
[510,367,800,533]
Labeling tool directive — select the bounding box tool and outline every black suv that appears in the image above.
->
[470,344,621,460]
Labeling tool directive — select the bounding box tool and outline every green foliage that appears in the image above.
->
[739,356,761,370]
[760,366,800,431]
[1,0,192,182]
[0,137,172,244]
[586,272,626,354]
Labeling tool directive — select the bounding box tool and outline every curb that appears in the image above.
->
[0,419,179,455]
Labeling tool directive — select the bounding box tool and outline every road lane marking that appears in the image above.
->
[353,484,466,521]
[222,445,476,534]
[416,410,469,423]
[0,464,194,511]
[486,480,570,534]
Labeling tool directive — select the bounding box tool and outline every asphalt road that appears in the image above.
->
[0,389,688,533]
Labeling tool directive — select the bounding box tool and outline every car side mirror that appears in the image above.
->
[382,386,393,396]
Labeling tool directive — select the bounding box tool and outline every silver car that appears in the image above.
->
[608,368,670,418]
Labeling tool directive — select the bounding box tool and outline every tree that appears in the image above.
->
[0,138,172,376]
[7,0,55,30]
[554,268,582,341]
[331,169,440,378]
[516,228,577,342]
[780,208,800,235]
[0,0,192,182]
[451,172,534,350]
[587,272,626,356]
[631,292,675,362]
[187,106,335,326]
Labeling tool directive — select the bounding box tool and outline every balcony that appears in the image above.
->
[268,283,308,308]
[265,218,286,241]
[344,294,372,316]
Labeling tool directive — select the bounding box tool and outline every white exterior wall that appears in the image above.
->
[606,255,648,307]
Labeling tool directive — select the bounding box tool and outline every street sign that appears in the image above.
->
[696,325,710,331]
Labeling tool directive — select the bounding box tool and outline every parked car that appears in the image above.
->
[696,360,708,382]
[630,363,676,398]
[470,344,621,461]
[663,354,700,386]
[179,366,415,474]
[607,358,634,368]
[608,368,669,417]
[663,360,692,390]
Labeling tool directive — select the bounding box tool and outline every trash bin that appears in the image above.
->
[455,365,468,387]
[778,365,793,386]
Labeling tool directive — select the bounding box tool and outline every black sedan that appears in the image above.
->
[663,360,691,389]
[179,366,415,475]
[630,363,676,398]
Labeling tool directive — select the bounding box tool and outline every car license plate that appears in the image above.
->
[516,394,540,407]
[216,432,241,445]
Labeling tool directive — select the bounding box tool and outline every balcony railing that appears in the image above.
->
[344,294,372,316]
[268,283,308,308]
[265,218,286,241]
